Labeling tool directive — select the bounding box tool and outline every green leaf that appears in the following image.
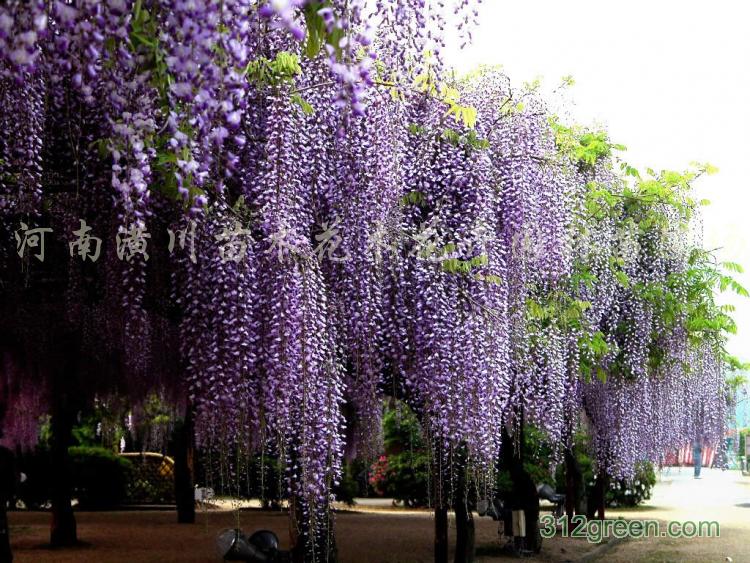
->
[247,52,301,87]
[596,367,607,383]
[615,270,630,288]
[730,279,749,297]
[441,128,461,146]
[560,75,575,87]
[474,273,503,285]
[272,51,301,76]
[721,261,744,274]
[291,94,315,115]
[400,190,426,207]
[303,3,324,58]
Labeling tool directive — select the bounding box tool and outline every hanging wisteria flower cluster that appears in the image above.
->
[556,123,737,480]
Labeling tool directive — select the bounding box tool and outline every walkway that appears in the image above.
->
[604,467,750,562]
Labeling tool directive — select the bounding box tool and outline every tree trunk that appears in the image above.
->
[0,447,15,563]
[596,470,606,520]
[453,459,475,563]
[49,401,77,547]
[432,441,449,563]
[174,406,195,524]
[501,420,541,553]
[434,506,449,563]
[586,470,607,520]
[454,503,474,563]
[0,498,9,563]
[564,448,575,521]
[289,494,305,563]
[564,446,585,521]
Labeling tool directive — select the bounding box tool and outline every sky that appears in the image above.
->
[444,0,750,360]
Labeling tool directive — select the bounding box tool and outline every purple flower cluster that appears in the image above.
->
[0,1,47,79]
[0,1,734,551]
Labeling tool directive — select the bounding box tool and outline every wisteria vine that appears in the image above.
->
[0,1,741,560]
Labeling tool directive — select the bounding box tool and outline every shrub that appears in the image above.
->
[553,433,655,508]
[368,455,389,495]
[377,402,430,507]
[382,451,430,507]
[69,446,133,509]
[605,461,656,507]
[739,428,750,458]
[15,448,53,510]
[16,446,133,510]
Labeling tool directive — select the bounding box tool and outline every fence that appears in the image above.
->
[120,452,175,504]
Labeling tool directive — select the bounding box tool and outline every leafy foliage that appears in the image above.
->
[377,403,429,507]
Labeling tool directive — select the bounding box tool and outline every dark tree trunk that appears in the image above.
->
[453,447,474,563]
[564,446,585,522]
[434,506,449,563]
[0,447,15,563]
[49,400,77,547]
[596,471,607,520]
[564,448,575,520]
[432,441,449,563]
[586,470,607,520]
[0,499,9,563]
[174,406,195,524]
[501,420,541,553]
[289,495,305,563]
[453,453,475,563]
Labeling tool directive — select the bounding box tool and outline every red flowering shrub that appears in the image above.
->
[368,455,389,495]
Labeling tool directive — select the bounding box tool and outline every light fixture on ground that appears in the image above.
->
[217,528,286,562]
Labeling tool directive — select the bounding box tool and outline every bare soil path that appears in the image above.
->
[15,467,744,562]
[9,507,597,562]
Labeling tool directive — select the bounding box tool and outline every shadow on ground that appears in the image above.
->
[9,509,597,563]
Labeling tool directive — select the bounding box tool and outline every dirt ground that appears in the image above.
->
[8,508,599,563]
[601,529,747,563]
[602,468,750,563]
[10,468,749,562]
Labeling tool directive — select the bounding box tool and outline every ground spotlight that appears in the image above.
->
[217,528,284,562]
